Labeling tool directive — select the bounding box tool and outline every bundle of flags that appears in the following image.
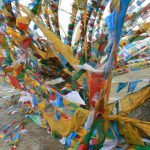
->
[0,0,150,149]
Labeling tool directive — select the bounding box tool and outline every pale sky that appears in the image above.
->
[0,0,3,9]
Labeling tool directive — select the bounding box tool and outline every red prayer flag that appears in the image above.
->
[22,38,32,49]
[0,57,4,65]
[89,73,104,107]
[77,144,89,150]
[9,75,22,90]
[49,93,56,101]
[18,23,28,31]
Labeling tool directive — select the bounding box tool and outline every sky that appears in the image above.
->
[0,0,3,9]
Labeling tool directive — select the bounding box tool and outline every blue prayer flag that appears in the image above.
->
[116,82,128,93]
[127,80,141,93]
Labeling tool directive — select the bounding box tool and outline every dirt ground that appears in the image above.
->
[0,68,149,150]
[0,100,65,150]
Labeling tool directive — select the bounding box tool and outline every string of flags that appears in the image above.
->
[114,79,150,93]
